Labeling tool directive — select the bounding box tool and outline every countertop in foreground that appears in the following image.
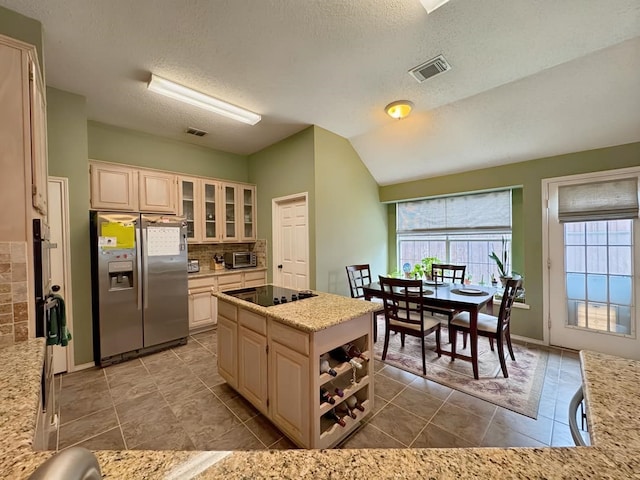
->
[3,343,639,478]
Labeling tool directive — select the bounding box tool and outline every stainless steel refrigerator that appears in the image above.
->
[90,212,188,366]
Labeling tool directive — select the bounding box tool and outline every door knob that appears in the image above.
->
[277,264,283,269]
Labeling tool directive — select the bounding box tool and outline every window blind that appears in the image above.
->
[558,178,639,223]
[397,190,512,233]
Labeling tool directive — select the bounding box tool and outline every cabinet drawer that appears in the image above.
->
[188,276,217,289]
[218,299,237,322]
[244,270,266,287]
[269,320,309,356]
[218,273,243,291]
[239,309,267,336]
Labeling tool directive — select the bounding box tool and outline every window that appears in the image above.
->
[397,190,514,284]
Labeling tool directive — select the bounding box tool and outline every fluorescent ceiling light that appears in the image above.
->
[147,74,261,125]
[419,0,451,14]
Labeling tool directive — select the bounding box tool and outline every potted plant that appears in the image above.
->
[411,256,440,280]
[489,237,511,286]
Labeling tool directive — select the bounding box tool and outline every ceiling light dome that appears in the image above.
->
[385,100,414,119]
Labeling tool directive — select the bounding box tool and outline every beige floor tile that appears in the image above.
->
[411,423,474,448]
[58,407,119,449]
[447,390,497,420]
[73,427,125,451]
[390,386,444,422]
[373,373,406,401]
[481,422,547,448]
[430,403,492,446]
[368,403,428,446]
[340,423,404,449]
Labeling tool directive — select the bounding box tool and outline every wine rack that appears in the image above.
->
[311,316,374,449]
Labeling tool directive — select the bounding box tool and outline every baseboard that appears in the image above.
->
[511,334,546,346]
[71,361,96,372]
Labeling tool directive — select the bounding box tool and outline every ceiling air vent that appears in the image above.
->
[185,127,208,137]
[409,54,451,83]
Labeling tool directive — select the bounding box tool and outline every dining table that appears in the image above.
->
[362,280,499,380]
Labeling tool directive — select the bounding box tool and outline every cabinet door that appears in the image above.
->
[217,315,238,388]
[269,340,310,446]
[221,183,239,242]
[29,59,48,216]
[139,170,177,213]
[202,180,221,242]
[179,177,201,242]
[188,288,215,331]
[238,327,268,414]
[90,162,138,211]
[240,185,256,241]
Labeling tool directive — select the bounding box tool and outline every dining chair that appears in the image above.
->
[429,263,467,343]
[378,276,441,375]
[449,278,522,378]
[345,264,384,342]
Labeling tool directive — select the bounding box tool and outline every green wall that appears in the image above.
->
[314,127,387,296]
[380,142,640,341]
[46,87,92,364]
[88,122,249,181]
[248,127,316,286]
[0,5,43,69]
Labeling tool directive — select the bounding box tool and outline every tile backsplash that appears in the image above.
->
[187,239,267,269]
[0,242,29,346]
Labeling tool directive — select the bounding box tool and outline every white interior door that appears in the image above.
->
[544,169,640,360]
[48,178,74,373]
[272,193,309,289]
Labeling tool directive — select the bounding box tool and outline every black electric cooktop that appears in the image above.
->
[224,285,317,307]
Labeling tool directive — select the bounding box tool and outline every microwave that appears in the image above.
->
[224,251,257,269]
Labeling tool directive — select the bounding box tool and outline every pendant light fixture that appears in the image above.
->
[147,74,261,125]
[385,100,414,120]
[419,0,451,14]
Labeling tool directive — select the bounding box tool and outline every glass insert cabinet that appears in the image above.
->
[179,177,256,243]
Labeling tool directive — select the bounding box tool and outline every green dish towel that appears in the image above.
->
[47,294,72,346]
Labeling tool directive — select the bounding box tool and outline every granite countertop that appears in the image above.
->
[188,266,267,279]
[215,289,381,333]
[3,342,639,478]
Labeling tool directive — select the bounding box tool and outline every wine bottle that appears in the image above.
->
[320,358,337,377]
[345,343,369,362]
[327,382,344,397]
[345,395,365,412]
[329,346,362,369]
[323,409,345,427]
[320,387,335,405]
[328,347,350,363]
[336,403,357,419]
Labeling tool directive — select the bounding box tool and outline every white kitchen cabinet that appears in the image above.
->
[217,300,238,389]
[238,309,268,414]
[90,162,138,211]
[90,161,179,213]
[217,272,243,291]
[240,185,256,242]
[202,180,222,242]
[29,59,48,217]
[138,170,177,213]
[268,326,310,447]
[188,287,217,331]
[179,177,201,241]
[221,183,239,242]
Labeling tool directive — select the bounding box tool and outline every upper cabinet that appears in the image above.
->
[178,177,256,244]
[0,33,48,242]
[90,161,178,213]
[240,185,256,242]
[90,162,138,211]
[138,170,177,213]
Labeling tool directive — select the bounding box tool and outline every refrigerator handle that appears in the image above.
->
[136,227,142,311]
[142,228,149,310]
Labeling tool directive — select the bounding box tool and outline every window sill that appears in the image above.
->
[493,299,530,310]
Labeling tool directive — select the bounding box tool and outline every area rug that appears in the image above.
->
[373,319,548,419]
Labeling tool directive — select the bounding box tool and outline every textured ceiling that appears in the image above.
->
[1,0,639,185]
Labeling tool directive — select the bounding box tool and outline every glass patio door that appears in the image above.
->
[546,170,640,360]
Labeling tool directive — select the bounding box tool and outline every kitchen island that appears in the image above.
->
[2,332,639,478]
[214,288,379,449]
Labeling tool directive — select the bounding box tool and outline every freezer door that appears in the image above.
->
[93,212,143,359]
[141,214,189,347]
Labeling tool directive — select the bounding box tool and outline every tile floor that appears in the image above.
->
[51,329,588,452]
